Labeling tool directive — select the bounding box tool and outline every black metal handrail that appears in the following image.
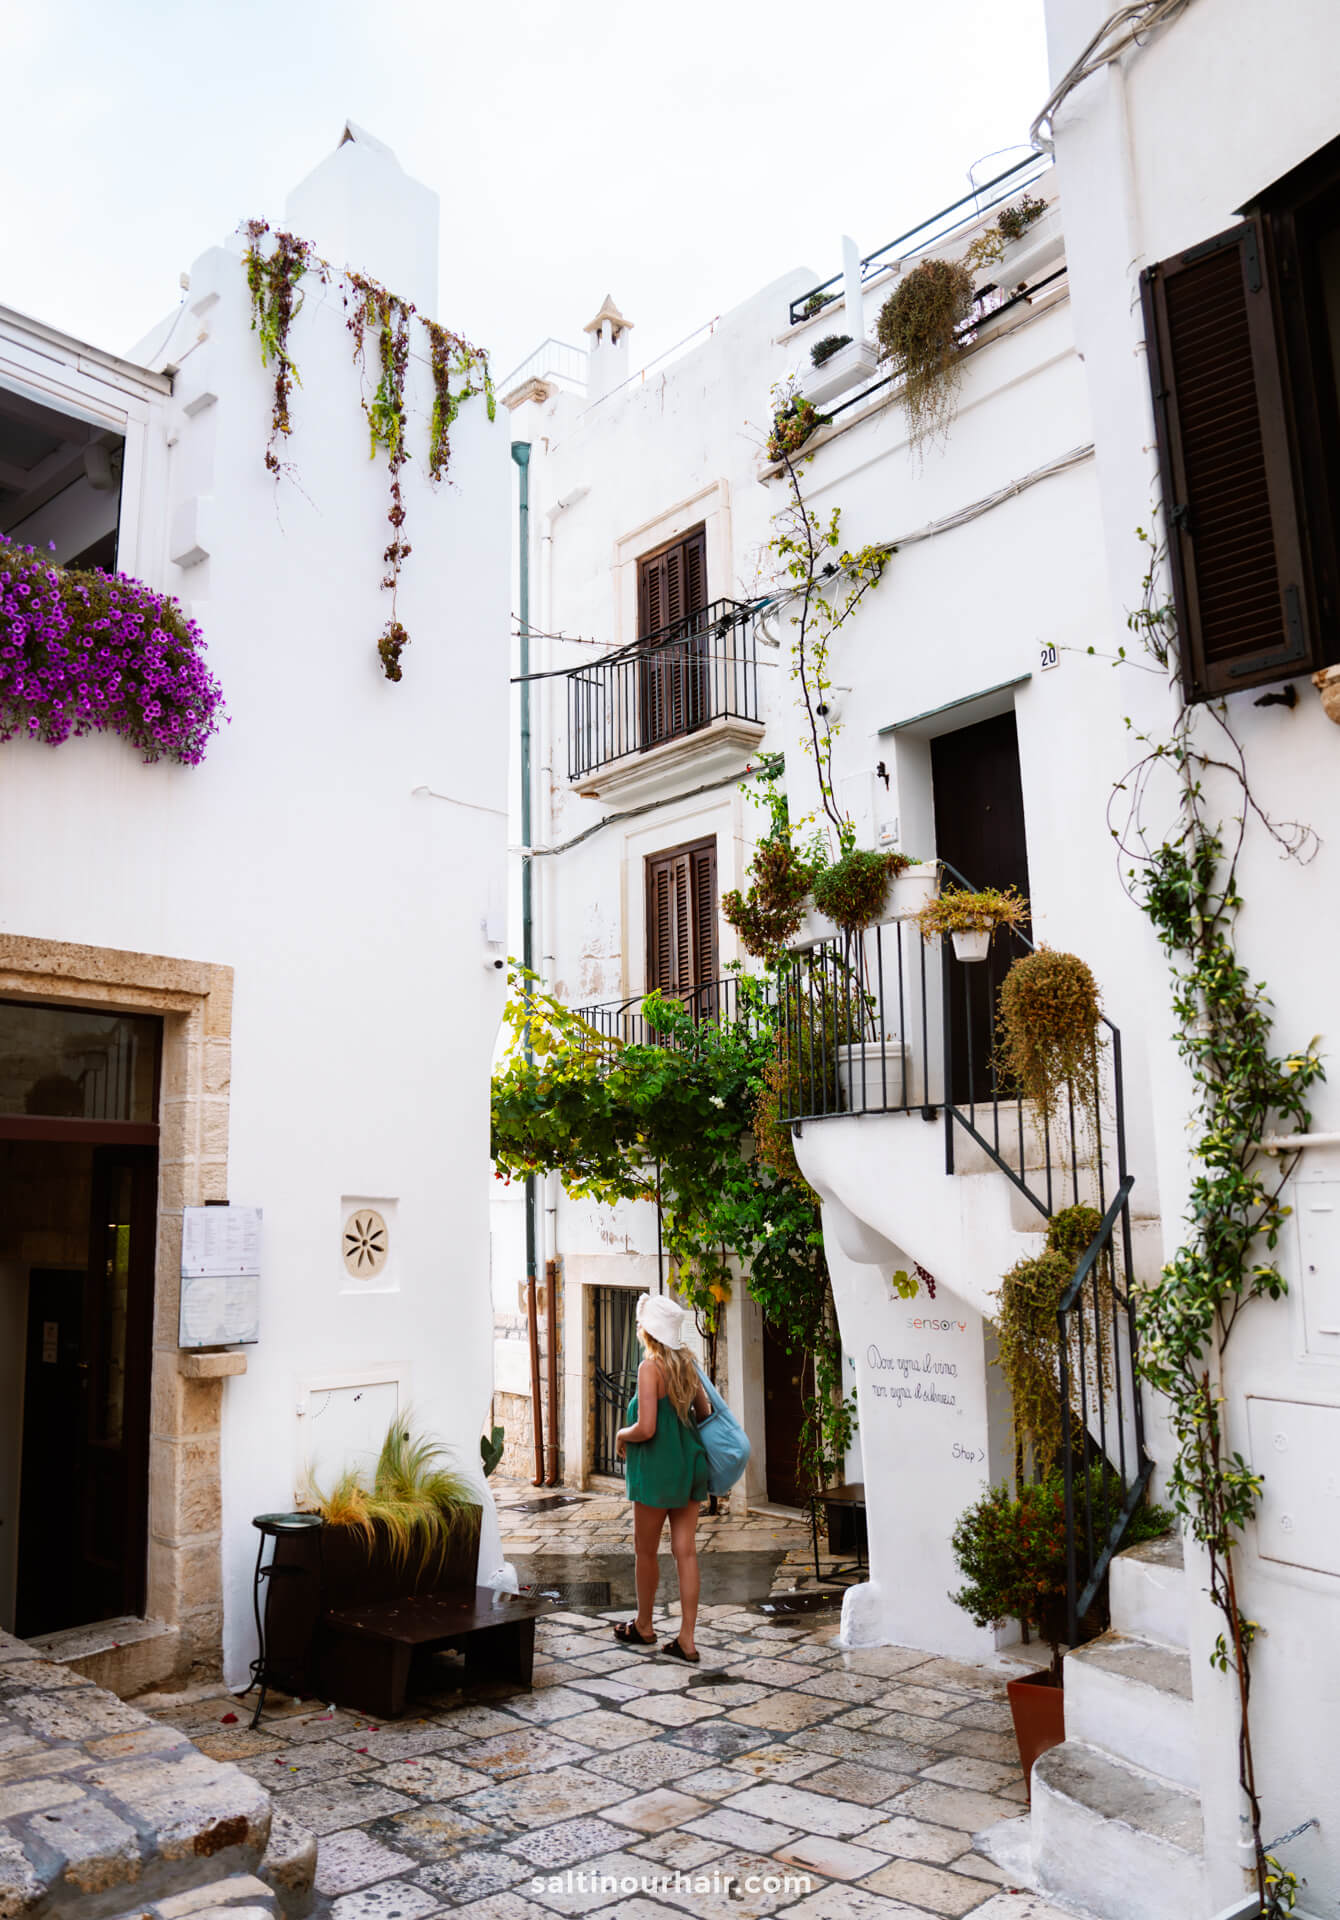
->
[777,861,1153,1628]
[567,598,761,782]
[1058,1175,1154,1644]
[788,154,1052,326]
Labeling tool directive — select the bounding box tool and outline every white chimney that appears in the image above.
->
[582,294,633,404]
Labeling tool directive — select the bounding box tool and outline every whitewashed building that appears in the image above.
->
[0,126,510,1694]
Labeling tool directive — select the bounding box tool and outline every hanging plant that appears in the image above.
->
[723,837,817,959]
[997,948,1103,1132]
[995,1249,1074,1471]
[916,884,1028,942]
[347,274,415,681]
[875,256,976,455]
[240,222,495,687]
[422,320,496,484]
[0,540,226,766]
[811,847,912,932]
[242,222,318,475]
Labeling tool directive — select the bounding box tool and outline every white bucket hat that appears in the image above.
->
[636,1292,687,1350]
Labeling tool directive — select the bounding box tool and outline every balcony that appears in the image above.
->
[566,598,764,802]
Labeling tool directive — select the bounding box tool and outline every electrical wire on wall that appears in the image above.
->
[1030,0,1193,151]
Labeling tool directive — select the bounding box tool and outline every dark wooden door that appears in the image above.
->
[15,1146,156,1636]
[763,1323,814,1508]
[930,711,1032,1105]
[638,527,709,748]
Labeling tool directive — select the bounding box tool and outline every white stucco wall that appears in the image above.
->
[1043,1,1340,1905]
[0,134,511,1684]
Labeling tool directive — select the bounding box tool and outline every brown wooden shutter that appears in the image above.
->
[1142,220,1317,698]
[645,838,717,996]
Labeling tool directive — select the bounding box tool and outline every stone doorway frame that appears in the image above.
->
[0,935,235,1691]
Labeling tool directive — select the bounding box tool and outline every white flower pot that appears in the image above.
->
[836,1041,905,1113]
[798,337,881,409]
[791,903,841,950]
[886,862,938,921]
[951,926,992,962]
[995,204,1063,291]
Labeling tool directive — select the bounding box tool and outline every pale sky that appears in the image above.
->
[5,0,1050,385]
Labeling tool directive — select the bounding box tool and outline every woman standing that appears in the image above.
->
[613,1293,711,1663]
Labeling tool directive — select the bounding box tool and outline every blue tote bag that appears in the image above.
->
[694,1365,751,1496]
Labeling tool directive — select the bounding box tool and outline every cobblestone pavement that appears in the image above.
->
[150,1602,1073,1920]
[493,1475,851,1595]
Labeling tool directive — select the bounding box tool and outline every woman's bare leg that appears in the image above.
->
[667,1501,702,1655]
[633,1503,667,1638]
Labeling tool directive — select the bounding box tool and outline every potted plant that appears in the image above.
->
[875,255,977,455]
[991,192,1061,290]
[723,836,817,959]
[800,332,882,409]
[917,884,1029,960]
[811,847,913,935]
[997,947,1103,1136]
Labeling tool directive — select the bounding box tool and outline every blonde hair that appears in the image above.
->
[639,1331,700,1425]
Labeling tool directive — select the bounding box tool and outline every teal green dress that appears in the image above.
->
[624,1378,710,1509]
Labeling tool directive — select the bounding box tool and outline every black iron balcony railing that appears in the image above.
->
[788,153,1052,326]
[573,973,770,1048]
[567,598,761,783]
[776,863,1152,1632]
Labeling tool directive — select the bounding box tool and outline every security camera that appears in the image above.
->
[485,955,505,972]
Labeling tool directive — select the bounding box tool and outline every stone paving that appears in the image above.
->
[149,1602,1074,1920]
[493,1475,847,1594]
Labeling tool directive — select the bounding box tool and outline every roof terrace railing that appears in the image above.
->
[787,152,1053,327]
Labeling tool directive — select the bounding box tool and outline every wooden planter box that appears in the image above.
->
[261,1506,482,1702]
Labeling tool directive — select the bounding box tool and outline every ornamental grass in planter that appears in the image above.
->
[305,1418,479,1604]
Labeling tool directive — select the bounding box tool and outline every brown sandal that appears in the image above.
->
[661,1637,700,1663]
[613,1620,657,1646]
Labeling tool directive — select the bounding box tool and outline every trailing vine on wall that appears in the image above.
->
[239,223,494,683]
[242,223,321,475]
[1109,523,1323,1917]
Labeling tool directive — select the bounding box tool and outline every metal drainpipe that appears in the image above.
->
[512,440,545,1487]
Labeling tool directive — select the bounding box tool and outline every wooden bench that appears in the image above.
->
[313,1587,554,1720]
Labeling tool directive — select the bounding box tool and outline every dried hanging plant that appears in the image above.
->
[875,256,976,455]
[997,948,1102,1133]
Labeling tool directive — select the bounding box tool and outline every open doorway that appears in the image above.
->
[0,1001,160,1638]
[930,709,1032,1104]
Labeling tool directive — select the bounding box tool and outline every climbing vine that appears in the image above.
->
[768,431,888,845]
[490,969,856,1501]
[1110,523,1322,1917]
[240,223,494,683]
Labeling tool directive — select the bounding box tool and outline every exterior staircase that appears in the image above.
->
[1031,1531,1210,1920]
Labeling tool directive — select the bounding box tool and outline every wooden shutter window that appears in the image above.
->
[645,838,717,997]
[1142,221,1317,699]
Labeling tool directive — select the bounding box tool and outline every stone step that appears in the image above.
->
[28,1614,183,1697]
[109,1875,282,1919]
[1110,1531,1188,1648]
[1032,1739,1208,1920]
[1064,1630,1197,1790]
